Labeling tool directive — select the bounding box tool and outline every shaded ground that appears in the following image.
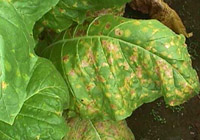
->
[125,0,200,140]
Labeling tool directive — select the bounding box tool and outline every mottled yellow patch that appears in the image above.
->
[129,55,137,62]
[124,29,131,37]
[109,74,114,79]
[168,80,174,85]
[108,57,114,64]
[125,46,129,50]
[2,81,8,89]
[81,98,90,104]
[5,0,11,2]
[152,48,157,53]
[75,84,81,89]
[177,48,181,55]
[133,21,141,25]
[106,84,111,89]
[142,27,148,32]
[165,93,172,98]
[146,46,152,51]
[36,135,40,140]
[115,53,122,59]
[152,29,159,35]
[136,40,141,44]
[29,53,34,58]
[5,61,11,72]
[73,2,78,7]
[161,52,168,56]
[86,83,94,91]
[55,111,62,116]
[175,89,184,98]
[81,60,89,68]
[140,93,148,98]
[183,86,192,93]
[169,100,175,106]
[82,1,88,6]
[170,41,175,46]
[115,94,121,99]
[168,54,172,58]
[119,110,125,116]
[124,62,129,70]
[102,62,109,67]
[150,41,155,46]
[105,92,112,98]
[164,44,170,49]
[134,103,138,108]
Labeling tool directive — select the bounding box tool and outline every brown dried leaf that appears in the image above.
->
[129,0,192,38]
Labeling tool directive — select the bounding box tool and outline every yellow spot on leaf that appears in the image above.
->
[2,81,8,89]
[55,111,62,116]
[36,135,40,140]
[124,29,131,37]
[119,110,125,116]
[82,1,88,6]
[73,2,78,7]
[105,92,112,98]
[115,94,121,99]
[165,44,170,49]
[142,27,148,32]
[5,61,11,72]
[136,40,141,44]
[168,54,172,58]
[175,89,184,98]
[76,85,81,88]
[133,21,141,25]
[170,41,175,46]
[29,53,34,58]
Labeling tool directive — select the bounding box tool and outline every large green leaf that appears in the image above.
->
[42,15,200,121]
[11,0,59,33]
[0,1,69,139]
[36,0,130,33]
[64,117,134,140]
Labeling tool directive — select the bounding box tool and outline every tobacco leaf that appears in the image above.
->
[64,117,134,140]
[0,1,69,139]
[35,0,130,33]
[41,15,199,121]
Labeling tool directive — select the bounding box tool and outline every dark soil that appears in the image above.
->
[125,0,200,140]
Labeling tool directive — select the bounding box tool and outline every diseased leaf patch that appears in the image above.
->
[35,0,130,33]
[42,15,200,121]
[64,117,135,140]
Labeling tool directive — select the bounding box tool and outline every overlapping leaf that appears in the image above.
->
[42,15,200,121]
[0,1,69,140]
[36,0,130,33]
[64,117,134,140]
[11,0,59,33]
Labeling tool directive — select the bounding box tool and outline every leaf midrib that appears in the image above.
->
[44,35,193,89]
